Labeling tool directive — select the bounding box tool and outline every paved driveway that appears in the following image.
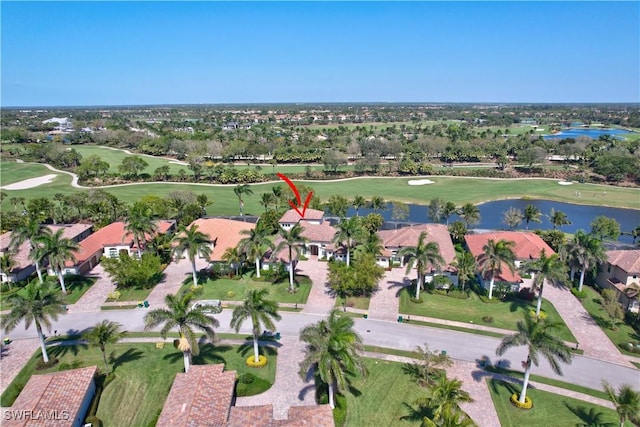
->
[298,260,335,315]
[368,267,409,321]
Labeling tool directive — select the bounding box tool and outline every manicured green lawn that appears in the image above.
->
[578,285,640,357]
[343,358,426,426]
[487,379,628,427]
[399,288,577,343]
[1,342,277,426]
[70,145,192,175]
[0,161,58,185]
[1,276,96,308]
[335,296,370,310]
[179,273,312,304]
[108,287,153,303]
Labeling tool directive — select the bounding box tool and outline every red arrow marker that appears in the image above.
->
[276,172,313,219]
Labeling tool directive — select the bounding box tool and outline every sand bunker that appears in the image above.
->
[408,179,435,186]
[2,174,58,190]
[558,181,574,186]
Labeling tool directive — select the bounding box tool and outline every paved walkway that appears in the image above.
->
[235,336,316,420]
[146,257,209,307]
[0,338,40,396]
[67,265,115,313]
[298,260,335,316]
[543,283,633,367]
[368,267,408,321]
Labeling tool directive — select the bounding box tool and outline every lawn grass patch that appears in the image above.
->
[108,287,153,302]
[2,276,96,308]
[363,345,420,360]
[399,287,577,343]
[1,342,277,426]
[578,285,640,357]
[0,161,58,185]
[403,319,506,338]
[183,274,312,304]
[335,296,370,310]
[487,379,628,427]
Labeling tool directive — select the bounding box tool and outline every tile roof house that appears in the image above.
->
[464,231,555,289]
[159,364,334,427]
[279,208,324,229]
[5,365,98,427]
[0,224,93,283]
[597,249,640,313]
[185,218,256,262]
[377,224,458,285]
[63,221,175,275]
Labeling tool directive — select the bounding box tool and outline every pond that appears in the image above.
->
[543,128,634,140]
[343,199,640,244]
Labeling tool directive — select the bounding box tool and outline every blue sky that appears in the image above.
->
[2,1,638,106]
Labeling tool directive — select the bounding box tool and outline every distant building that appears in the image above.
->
[597,249,640,313]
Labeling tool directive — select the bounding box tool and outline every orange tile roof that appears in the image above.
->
[377,224,457,267]
[279,208,324,223]
[66,220,174,267]
[299,221,336,243]
[276,405,335,426]
[157,364,236,427]
[228,405,274,426]
[606,250,640,274]
[6,366,98,427]
[189,218,256,262]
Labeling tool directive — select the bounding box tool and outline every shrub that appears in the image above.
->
[85,415,103,427]
[226,291,235,298]
[238,373,256,384]
[333,394,348,427]
[246,355,268,368]
[410,297,424,304]
[447,289,469,300]
[619,342,640,354]
[482,316,494,323]
[478,295,501,304]
[107,290,121,301]
[510,393,533,409]
[529,310,547,320]
[517,288,535,301]
[571,288,587,299]
[235,376,272,396]
[35,358,59,370]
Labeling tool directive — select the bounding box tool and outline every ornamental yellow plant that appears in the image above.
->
[246,355,268,368]
[510,393,533,409]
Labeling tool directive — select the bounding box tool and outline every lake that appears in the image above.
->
[543,128,634,140]
[342,199,640,244]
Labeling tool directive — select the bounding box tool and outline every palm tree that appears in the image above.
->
[441,202,457,225]
[144,290,220,372]
[452,251,475,292]
[124,203,158,258]
[0,253,17,286]
[260,193,275,213]
[523,204,542,230]
[572,230,607,292]
[172,224,212,288]
[355,232,384,258]
[10,217,49,283]
[230,289,281,363]
[271,185,283,211]
[602,381,640,427]
[1,281,66,363]
[549,208,571,230]
[272,224,308,292]
[477,239,516,300]
[414,375,474,423]
[398,231,445,300]
[352,195,366,216]
[369,195,386,212]
[222,246,243,277]
[234,184,254,216]
[496,316,573,404]
[238,228,274,279]
[82,320,127,372]
[299,308,367,409]
[458,203,480,228]
[41,229,79,294]
[527,250,567,317]
[332,217,363,267]
[502,207,524,230]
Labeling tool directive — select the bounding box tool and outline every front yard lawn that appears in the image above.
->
[1,276,96,308]
[107,287,154,303]
[488,379,628,427]
[399,288,577,343]
[180,274,312,304]
[578,285,640,357]
[1,341,277,426]
[335,296,370,310]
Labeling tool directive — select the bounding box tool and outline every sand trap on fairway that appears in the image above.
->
[408,179,435,186]
[558,181,574,186]
[169,160,188,165]
[2,174,58,190]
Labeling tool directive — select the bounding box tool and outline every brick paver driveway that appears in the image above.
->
[298,260,335,315]
[368,267,409,321]
[67,264,115,313]
[0,338,40,395]
[146,257,210,307]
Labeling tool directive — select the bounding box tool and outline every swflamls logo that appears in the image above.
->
[3,409,70,421]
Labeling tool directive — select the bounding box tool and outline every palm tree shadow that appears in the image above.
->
[0,345,9,359]
[236,341,280,358]
[399,402,433,423]
[49,342,88,358]
[109,348,144,372]
[564,403,616,427]
[190,343,233,365]
[393,280,412,298]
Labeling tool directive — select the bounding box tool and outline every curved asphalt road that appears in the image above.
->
[2,309,637,392]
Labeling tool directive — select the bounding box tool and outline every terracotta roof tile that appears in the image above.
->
[299,221,336,244]
[157,364,237,427]
[189,218,256,262]
[377,224,456,267]
[227,405,274,426]
[275,405,335,426]
[279,209,324,223]
[606,250,640,274]
[6,366,98,427]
